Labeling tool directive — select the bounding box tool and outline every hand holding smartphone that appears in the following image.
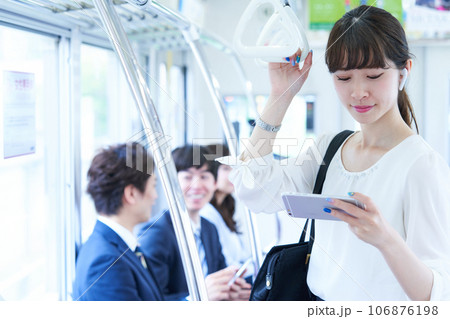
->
[227,258,252,286]
[282,192,365,221]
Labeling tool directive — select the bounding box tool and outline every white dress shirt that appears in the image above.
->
[98,215,137,252]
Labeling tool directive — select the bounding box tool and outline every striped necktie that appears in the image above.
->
[135,246,148,269]
[193,230,208,277]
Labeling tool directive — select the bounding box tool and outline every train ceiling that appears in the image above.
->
[3,0,191,50]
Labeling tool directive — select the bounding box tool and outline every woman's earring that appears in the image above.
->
[399,68,408,91]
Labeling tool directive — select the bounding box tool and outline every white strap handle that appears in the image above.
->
[234,0,309,64]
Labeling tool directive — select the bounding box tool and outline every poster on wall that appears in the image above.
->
[2,71,36,159]
[309,0,403,30]
[415,0,450,11]
[405,0,450,38]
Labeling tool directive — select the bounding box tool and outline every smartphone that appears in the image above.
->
[227,258,253,286]
[282,192,365,221]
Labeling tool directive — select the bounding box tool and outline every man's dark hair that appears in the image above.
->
[87,142,154,216]
[205,143,230,159]
[172,144,217,180]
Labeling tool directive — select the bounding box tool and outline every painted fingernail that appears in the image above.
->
[326,198,334,203]
[348,192,354,196]
[296,56,300,63]
[323,208,331,213]
[285,57,290,62]
[292,59,295,66]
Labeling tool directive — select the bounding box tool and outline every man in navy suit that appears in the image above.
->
[73,143,163,301]
[138,145,251,301]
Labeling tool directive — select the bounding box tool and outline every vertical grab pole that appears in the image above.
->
[182,27,263,273]
[92,0,208,301]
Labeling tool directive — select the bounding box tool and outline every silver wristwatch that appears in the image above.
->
[255,117,281,132]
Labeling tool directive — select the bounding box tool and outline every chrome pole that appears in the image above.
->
[92,0,208,301]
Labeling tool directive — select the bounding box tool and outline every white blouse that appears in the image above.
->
[219,132,450,300]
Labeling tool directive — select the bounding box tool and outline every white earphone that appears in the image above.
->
[399,68,408,91]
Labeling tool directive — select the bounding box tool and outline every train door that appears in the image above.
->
[0,25,61,300]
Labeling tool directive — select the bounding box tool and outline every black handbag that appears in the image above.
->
[249,130,354,301]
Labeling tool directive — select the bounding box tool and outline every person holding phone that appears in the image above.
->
[137,144,251,301]
[220,5,450,300]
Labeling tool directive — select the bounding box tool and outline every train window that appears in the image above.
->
[223,95,257,140]
[271,95,307,158]
[79,44,141,242]
[0,26,59,300]
[224,94,308,158]
[168,65,187,148]
[145,62,187,217]
[157,62,186,149]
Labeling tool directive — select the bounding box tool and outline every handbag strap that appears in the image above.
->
[299,130,354,243]
[312,130,354,194]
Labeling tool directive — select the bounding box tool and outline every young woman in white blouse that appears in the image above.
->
[221,5,450,301]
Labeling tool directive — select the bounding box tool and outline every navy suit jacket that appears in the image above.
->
[138,211,226,300]
[73,221,163,301]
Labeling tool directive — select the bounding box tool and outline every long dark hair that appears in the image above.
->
[325,5,418,132]
[207,143,238,233]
